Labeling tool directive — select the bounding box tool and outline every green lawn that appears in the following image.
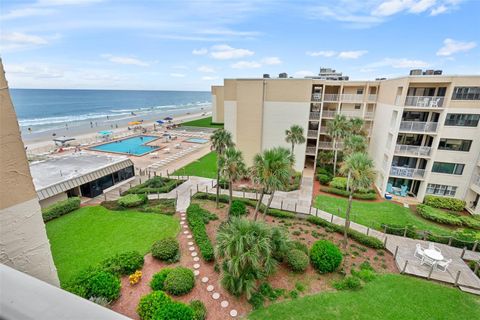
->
[314,195,451,235]
[249,274,480,320]
[46,206,179,284]
[173,151,217,178]
[181,116,223,128]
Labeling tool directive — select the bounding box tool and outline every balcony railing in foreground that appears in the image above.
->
[306,146,317,154]
[323,94,339,102]
[309,112,320,120]
[394,145,432,157]
[399,121,438,133]
[472,174,480,188]
[311,93,322,101]
[390,166,426,178]
[307,130,318,138]
[341,94,364,102]
[405,96,444,108]
[318,141,343,150]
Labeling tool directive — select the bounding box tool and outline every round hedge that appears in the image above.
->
[190,300,207,320]
[150,268,172,291]
[286,249,309,273]
[101,251,144,275]
[151,237,179,262]
[136,291,172,320]
[289,240,309,255]
[229,200,247,216]
[86,270,121,301]
[310,240,343,273]
[164,267,195,296]
[154,301,194,320]
[118,194,146,208]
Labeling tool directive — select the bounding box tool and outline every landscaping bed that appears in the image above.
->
[181,116,224,129]
[102,198,176,215]
[123,176,184,195]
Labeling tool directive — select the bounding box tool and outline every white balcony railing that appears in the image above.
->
[307,130,318,138]
[404,96,445,108]
[399,121,438,133]
[323,94,339,102]
[340,110,363,118]
[318,141,343,149]
[472,174,480,188]
[390,166,426,178]
[311,93,322,101]
[365,111,375,119]
[368,94,377,102]
[310,112,320,120]
[306,146,317,155]
[322,110,337,118]
[319,126,328,134]
[394,144,432,157]
[341,94,364,102]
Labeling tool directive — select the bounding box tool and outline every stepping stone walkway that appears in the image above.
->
[193,257,200,262]
[201,277,209,283]
[193,263,200,269]
[230,310,238,317]
[191,252,198,257]
[207,285,214,292]
[194,270,200,276]
[212,293,220,300]
[183,231,189,234]
[188,242,194,246]
[187,235,192,239]
[180,221,185,225]
[183,225,188,229]
[189,247,195,251]
[221,301,229,308]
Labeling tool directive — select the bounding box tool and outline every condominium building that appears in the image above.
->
[211,73,480,214]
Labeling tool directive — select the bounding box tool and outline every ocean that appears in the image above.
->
[10,89,211,135]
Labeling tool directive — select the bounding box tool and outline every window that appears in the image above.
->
[354,104,361,110]
[438,138,472,152]
[452,87,480,100]
[426,184,457,197]
[432,162,464,175]
[356,88,364,95]
[444,113,480,127]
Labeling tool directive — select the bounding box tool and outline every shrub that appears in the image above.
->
[289,240,309,254]
[286,249,309,272]
[248,292,265,310]
[309,240,343,273]
[137,291,172,320]
[65,268,120,302]
[280,172,302,192]
[317,174,332,185]
[124,176,184,195]
[416,204,463,226]
[258,282,284,301]
[164,267,195,296]
[42,197,80,222]
[460,216,480,230]
[270,226,291,261]
[154,301,194,320]
[186,204,215,261]
[424,195,465,211]
[352,268,376,282]
[118,194,147,208]
[101,251,144,275]
[333,276,362,290]
[329,177,348,190]
[150,268,172,291]
[151,237,179,262]
[190,300,207,320]
[229,200,247,216]
[319,186,377,200]
[317,168,333,176]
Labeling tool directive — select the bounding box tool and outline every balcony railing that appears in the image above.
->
[365,111,375,119]
[399,121,438,133]
[340,110,363,118]
[318,141,343,149]
[310,112,320,120]
[319,126,328,134]
[394,144,432,157]
[311,93,322,101]
[390,166,426,179]
[306,146,317,155]
[472,174,480,188]
[404,96,445,108]
[322,110,337,118]
[323,94,339,102]
[368,94,377,102]
[307,130,318,138]
[341,94,364,102]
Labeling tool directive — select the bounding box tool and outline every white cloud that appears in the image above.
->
[101,54,149,66]
[0,7,54,20]
[37,0,104,5]
[294,70,316,78]
[210,44,254,60]
[201,76,219,81]
[0,31,52,51]
[5,63,64,78]
[372,0,439,16]
[231,61,262,69]
[364,57,430,69]
[436,38,476,56]
[197,65,215,73]
[430,4,447,15]
[192,48,208,55]
[261,57,282,65]
[306,50,337,57]
[170,73,185,78]
[338,50,368,59]
[197,28,260,37]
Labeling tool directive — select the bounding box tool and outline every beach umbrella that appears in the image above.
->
[164,116,173,121]
[98,130,113,135]
[156,120,165,124]
[128,121,142,125]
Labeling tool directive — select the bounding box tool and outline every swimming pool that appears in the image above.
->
[90,135,159,156]
[185,137,209,144]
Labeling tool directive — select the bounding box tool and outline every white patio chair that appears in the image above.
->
[414,244,425,260]
[429,98,440,108]
[428,243,441,253]
[436,259,452,272]
[420,255,436,267]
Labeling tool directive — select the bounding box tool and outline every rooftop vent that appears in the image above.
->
[410,69,443,76]
[263,74,270,78]
[279,72,288,78]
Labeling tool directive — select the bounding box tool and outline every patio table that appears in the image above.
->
[424,249,443,262]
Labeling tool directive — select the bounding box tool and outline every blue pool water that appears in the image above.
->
[90,135,159,156]
[185,138,209,144]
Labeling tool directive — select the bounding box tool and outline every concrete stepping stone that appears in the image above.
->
[193,263,200,269]
[183,225,188,229]
[187,235,192,239]
[221,301,229,308]
[188,241,194,246]
[207,285,214,292]
[212,292,220,300]
[193,257,200,262]
[189,246,195,251]
[180,221,185,225]
[181,217,186,220]
[183,231,189,234]
[230,310,238,317]
[191,252,198,257]
[201,277,209,283]
[194,270,200,276]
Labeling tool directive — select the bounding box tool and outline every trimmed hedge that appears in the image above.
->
[307,216,384,249]
[285,249,309,273]
[64,268,120,302]
[151,237,179,263]
[317,174,332,185]
[424,195,465,211]
[101,251,144,275]
[310,240,343,273]
[190,300,207,320]
[124,176,184,195]
[150,268,172,291]
[164,267,195,296]
[42,197,80,222]
[137,291,172,320]
[460,216,480,230]
[229,200,247,216]
[155,301,194,320]
[416,204,463,226]
[118,194,147,208]
[329,177,348,190]
[320,186,377,200]
[186,204,215,261]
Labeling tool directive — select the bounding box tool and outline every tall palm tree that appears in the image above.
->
[340,152,375,248]
[349,117,365,136]
[285,124,306,156]
[343,134,367,156]
[210,129,234,208]
[251,147,293,221]
[219,147,246,212]
[326,114,348,176]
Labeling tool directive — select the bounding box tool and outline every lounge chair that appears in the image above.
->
[414,244,425,260]
[387,183,393,193]
[400,185,408,197]
[436,259,452,272]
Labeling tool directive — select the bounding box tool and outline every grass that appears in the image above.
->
[249,274,480,320]
[46,205,179,284]
[314,195,451,235]
[181,116,223,128]
[173,151,217,178]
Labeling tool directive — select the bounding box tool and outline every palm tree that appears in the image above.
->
[251,147,293,221]
[210,129,234,208]
[215,218,277,299]
[219,147,246,212]
[326,114,349,176]
[285,125,306,156]
[348,117,365,136]
[339,152,375,248]
[343,134,367,156]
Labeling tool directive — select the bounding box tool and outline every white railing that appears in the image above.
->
[322,110,337,118]
[307,130,318,138]
[318,141,343,149]
[306,146,317,154]
[323,94,339,102]
[368,94,377,102]
[341,94,364,102]
[311,93,322,101]
[394,144,432,157]
[319,126,328,134]
[404,96,445,108]
[340,110,363,118]
[390,166,426,178]
[365,111,375,119]
[399,121,438,133]
[472,174,480,188]
[310,112,320,120]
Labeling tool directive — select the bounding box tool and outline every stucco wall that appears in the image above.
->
[211,86,224,123]
[224,101,237,143]
[39,192,68,209]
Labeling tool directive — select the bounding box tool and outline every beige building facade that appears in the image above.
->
[212,74,480,214]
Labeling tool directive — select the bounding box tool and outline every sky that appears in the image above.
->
[1,0,479,91]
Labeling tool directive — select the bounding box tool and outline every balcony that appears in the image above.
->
[404,96,445,108]
[322,110,337,118]
[365,111,375,119]
[340,110,363,118]
[319,126,328,134]
[341,94,364,102]
[309,112,321,120]
[390,166,426,179]
[399,121,438,133]
[323,94,339,102]
[318,141,343,150]
[368,94,377,102]
[307,130,318,138]
[311,93,322,101]
[472,174,480,188]
[306,146,317,155]
[394,144,432,157]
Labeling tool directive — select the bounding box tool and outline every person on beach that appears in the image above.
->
[90,121,93,128]
[107,115,109,120]
[65,124,68,130]
[28,127,32,133]
[115,124,118,128]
